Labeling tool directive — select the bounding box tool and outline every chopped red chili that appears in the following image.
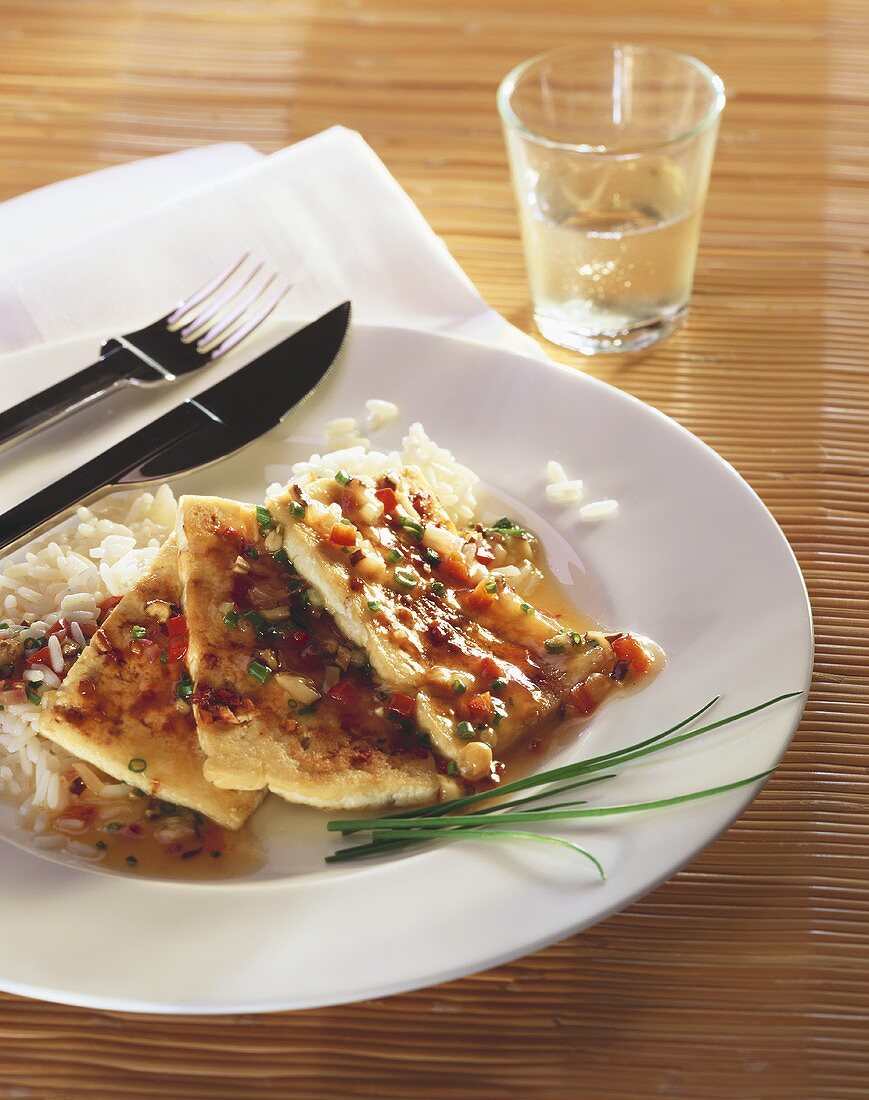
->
[166,614,187,638]
[387,692,416,719]
[24,645,51,667]
[375,487,398,513]
[611,634,652,676]
[167,636,188,662]
[328,680,360,707]
[466,692,495,725]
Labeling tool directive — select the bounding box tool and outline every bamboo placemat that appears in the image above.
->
[1,1,866,1096]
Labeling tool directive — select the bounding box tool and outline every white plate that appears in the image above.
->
[0,322,812,1013]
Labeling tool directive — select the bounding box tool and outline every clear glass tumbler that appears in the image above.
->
[498,44,725,354]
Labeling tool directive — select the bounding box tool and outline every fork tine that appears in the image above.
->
[178,262,265,341]
[165,250,250,327]
[195,271,279,352]
[209,282,294,361]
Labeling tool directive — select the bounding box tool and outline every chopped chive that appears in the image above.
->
[424,548,441,568]
[289,501,306,519]
[400,517,424,539]
[128,758,147,773]
[430,581,445,597]
[335,470,351,486]
[446,760,459,777]
[248,660,272,684]
[130,625,147,639]
[273,547,289,565]
[106,822,122,832]
[223,609,239,628]
[159,651,169,664]
[256,505,274,532]
[492,698,509,726]
[544,637,566,653]
[210,850,221,858]
[298,704,317,715]
[125,855,138,866]
[25,686,41,706]
[388,547,403,563]
[456,720,475,740]
[367,601,380,612]
[0,623,7,630]
[96,840,107,851]
[485,580,498,594]
[0,663,14,678]
[491,678,507,692]
[485,517,532,539]
[520,602,533,614]
[393,566,418,589]
[243,610,266,630]
[244,546,259,560]
[451,680,466,695]
[176,674,194,701]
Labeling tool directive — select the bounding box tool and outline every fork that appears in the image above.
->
[0,252,293,452]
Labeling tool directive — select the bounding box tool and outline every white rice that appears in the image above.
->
[545,457,618,519]
[364,398,399,432]
[281,421,480,526]
[0,485,177,828]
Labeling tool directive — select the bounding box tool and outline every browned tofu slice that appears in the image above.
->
[40,538,263,830]
[176,495,458,810]
[269,466,632,780]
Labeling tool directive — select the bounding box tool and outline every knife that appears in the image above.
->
[0,302,351,554]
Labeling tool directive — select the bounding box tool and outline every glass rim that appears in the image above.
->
[497,42,726,157]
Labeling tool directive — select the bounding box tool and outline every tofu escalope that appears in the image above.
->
[40,538,263,830]
[269,466,651,782]
[176,496,459,810]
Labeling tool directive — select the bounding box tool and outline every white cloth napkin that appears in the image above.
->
[0,127,540,406]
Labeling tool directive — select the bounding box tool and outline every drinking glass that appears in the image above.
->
[498,44,725,354]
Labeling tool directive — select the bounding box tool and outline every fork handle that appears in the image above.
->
[0,345,154,453]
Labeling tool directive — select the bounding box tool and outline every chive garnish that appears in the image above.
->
[106,822,122,832]
[389,548,403,564]
[273,547,289,565]
[399,517,424,539]
[485,517,532,539]
[485,580,498,594]
[446,761,459,777]
[130,625,147,639]
[289,501,306,519]
[491,678,507,692]
[223,609,239,628]
[430,581,445,597]
[125,855,138,866]
[159,651,169,664]
[520,602,533,614]
[0,663,14,679]
[248,660,272,684]
[243,610,266,630]
[128,758,147,773]
[256,505,275,533]
[492,698,508,726]
[335,470,351,486]
[393,566,418,589]
[425,548,441,568]
[25,686,41,706]
[456,720,475,740]
[298,704,318,715]
[96,840,107,851]
[244,546,259,560]
[544,638,565,653]
[176,673,194,701]
[324,692,802,869]
[451,680,466,695]
[367,601,380,612]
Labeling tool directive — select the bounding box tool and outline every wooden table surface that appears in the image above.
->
[1,0,867,1096]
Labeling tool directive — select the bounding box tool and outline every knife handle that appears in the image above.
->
[0,404,199,553]
[0,344,150,453]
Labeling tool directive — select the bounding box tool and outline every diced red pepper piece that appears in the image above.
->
[328,679,360,707]
[479,657,501,679]
[441,552,472,586]
[387,692,416,719]
[48,618,70,637]
[167,636,188,662]
[329,522,357,547]
[466,692,494,725]
[166,614,187,638]
[567,674,611,716]
[475,544,495,566]
[375,487,398,513]
[289,629,311,647]
[611,635,652,677]
[24,645,52,667]
[467,577,496,610]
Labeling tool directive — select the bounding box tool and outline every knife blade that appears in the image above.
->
[0,301,351,552]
